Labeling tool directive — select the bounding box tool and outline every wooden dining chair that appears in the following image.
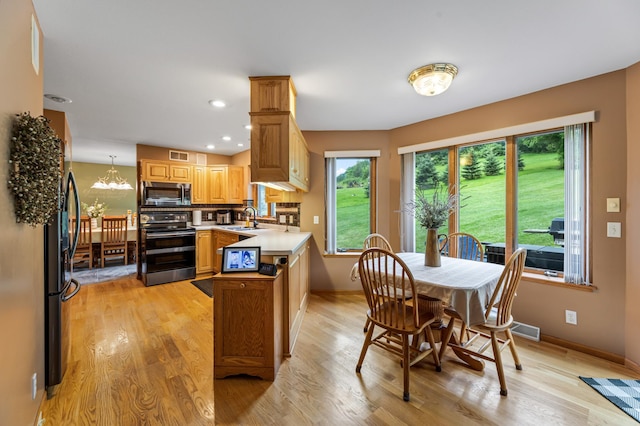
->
[440,248,527,396]
[361,233,394,332]
[441,232,484,261]
[356,248,441,402]
[71,215,93,269]
[100,215,128,268]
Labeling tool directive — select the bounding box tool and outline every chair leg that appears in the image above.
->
[356,324,374,373]
[363,317,371,333]
[505,329,523,370]
[490,331,508,396]
[402,335,410,401]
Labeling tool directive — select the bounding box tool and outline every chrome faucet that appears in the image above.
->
[243,206,258,228]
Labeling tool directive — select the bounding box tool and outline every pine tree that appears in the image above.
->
[461,150,482,180]
[518,152,526,171]
[483,152,502,176]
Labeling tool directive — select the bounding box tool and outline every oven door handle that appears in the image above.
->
[144,232,195,239]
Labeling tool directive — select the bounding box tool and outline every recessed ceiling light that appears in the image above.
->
[206,144,215,150]
[44,94,72,103]
[237,143,244,147]
[222,136,231,141]
[208,99,226,108]
[244,124,252,130]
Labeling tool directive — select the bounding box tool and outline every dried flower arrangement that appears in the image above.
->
[8,112,62,226]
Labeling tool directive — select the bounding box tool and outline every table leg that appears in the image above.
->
[419,294,485,371]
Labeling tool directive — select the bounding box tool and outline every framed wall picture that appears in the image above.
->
[221,246,260,273]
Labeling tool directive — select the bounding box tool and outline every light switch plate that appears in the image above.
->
[313,216,319,224]
[606,198,620,212]
[279,215,287,224]
[607,222,621,238]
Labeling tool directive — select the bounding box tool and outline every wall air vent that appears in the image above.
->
[169,150,189,162]
[196,153,207,165]
[510,321,540,341]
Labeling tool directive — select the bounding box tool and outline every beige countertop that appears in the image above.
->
[191,224,312,256]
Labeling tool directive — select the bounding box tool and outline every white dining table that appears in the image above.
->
[395,253,504,327]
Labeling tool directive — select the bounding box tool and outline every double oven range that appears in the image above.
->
[139,212,196,286]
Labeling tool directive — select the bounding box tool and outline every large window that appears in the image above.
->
[325,152,378,253]
[401,114,591,285]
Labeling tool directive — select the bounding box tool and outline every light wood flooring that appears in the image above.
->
[40,276,640,425]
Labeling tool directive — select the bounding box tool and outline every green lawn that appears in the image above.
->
[337,153,564,250]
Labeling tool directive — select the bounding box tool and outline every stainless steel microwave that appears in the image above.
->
[141,181,191,206]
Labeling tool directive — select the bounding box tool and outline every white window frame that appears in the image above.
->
[325,150,380,254]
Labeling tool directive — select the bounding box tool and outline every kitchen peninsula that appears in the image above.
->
[194,224,312,362]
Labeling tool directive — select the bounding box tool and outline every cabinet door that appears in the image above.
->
[265,186,283,203]
[298,243,310,315]
[208,166,228,203]
[212,231,220,273]
[227,166,245,204]
[143,161,170,181]
[196,231,213,274]
[214,279,273,369]
[250,113,289,183]
[191,165,207,204]
[170,164,191,182]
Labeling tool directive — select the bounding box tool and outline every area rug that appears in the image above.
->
[580,377,640,422]
[191,278,213,298]
[72,264,137,285]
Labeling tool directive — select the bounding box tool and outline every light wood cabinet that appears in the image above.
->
[191,165,207,204]
[265,187,302,203]
[196,230,213,274]
[250,112,309,192]
[214,271,283,380]
[283,241,310,356]
[207,165,245,204]
[212,231,240,273]
[250,76,296,118]
[141,160,192,182]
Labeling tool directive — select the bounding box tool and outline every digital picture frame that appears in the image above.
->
[221,246,260,273]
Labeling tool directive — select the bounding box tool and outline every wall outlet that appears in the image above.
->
[279,215,287,224]
[289,215,294,224]
[31,373,37,400]
[207,212,213,220]
[313,215,319,224]
[565,310,577,325]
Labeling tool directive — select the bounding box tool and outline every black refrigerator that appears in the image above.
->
[44,170,81,395]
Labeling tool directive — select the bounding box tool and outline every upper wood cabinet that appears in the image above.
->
[265,187,302,203]
[250,112,309,192]
[141,160,191,183]
[250,76,297,118]
[207,165,245,204]
[191,165,207,204]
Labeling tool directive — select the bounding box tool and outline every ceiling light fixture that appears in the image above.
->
[206,144,215,150]
[208,99,226,108]
[222,136,231,141]
[408,63,458,96]
[91,155,133,190]
[244,124,252,130]
[44,94,72,103]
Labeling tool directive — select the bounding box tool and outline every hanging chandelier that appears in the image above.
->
[91,155,133,190]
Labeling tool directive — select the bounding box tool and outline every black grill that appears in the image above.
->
[549,218,564,246]
[486,243,564,271]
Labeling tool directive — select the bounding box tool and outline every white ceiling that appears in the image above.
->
[33,0,640,167]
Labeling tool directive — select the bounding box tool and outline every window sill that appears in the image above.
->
[522,271,597,292]
[323,252,361,259]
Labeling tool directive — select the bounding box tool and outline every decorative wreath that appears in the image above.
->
[7,112,62,226]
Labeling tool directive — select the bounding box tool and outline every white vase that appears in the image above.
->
[91,218,98,229]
